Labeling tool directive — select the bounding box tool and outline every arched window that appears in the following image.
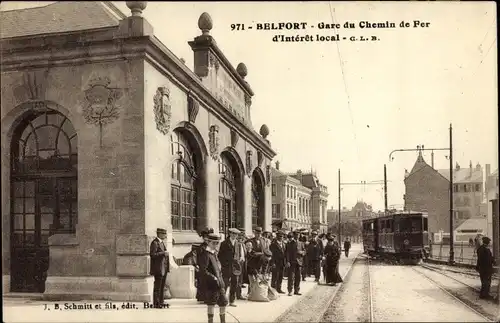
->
[219,155,237,234]
[251,170,264,229]
[10,107,78,293]
[171,131,198,231]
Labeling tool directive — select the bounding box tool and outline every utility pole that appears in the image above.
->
[384,164,388,214]
[449,124,455,264]
[338,169,341,244]
[388,123,455,265]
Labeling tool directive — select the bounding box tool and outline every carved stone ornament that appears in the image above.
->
[257,151,264,167]
[208,52,220,70]
[14,69,49,102]
[187,94,200,124]
[230,128,239,148]
[266,165,271,186]
[83,76,123,147]
[209,125,220,161]
[153,86,172,136]
[244,94,252,108]
[246,151,253,176]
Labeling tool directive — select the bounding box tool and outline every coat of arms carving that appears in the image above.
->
[187,93,199,124]
[246,151,253,177]
[209,125,220,161]
[83,76,123,147]
[153,86,172,135]
[230,129,239,148]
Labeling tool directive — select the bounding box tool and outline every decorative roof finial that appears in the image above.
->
[236,63,248,79]
[126,1,147,17]
[259,124,269,139]
[198,12,213,35]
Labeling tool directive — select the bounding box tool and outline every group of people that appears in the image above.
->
[182,226,348,323]
[149,226,351,323]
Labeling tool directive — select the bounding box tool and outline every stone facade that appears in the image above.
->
[271,163,328,233]
[1,2,275,301]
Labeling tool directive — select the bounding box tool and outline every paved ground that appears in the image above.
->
[3,244,363,323]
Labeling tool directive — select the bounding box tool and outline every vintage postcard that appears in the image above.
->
[1,1,498,322]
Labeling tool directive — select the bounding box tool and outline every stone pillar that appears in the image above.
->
[243,175,252,235]
[264,179,272,232]
[205,157,219,233]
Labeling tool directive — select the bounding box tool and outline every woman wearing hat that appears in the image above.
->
[198,233,229,323]
[193,228,214,303]
[323,235,343,286]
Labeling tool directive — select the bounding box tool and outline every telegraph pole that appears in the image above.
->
[338,169,341,244]
[384,164,388,214]
[449,124,455,264]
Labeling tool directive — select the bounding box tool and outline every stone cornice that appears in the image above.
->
[0,31,276,160]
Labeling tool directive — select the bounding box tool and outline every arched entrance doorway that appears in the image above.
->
[10,107,78,293]
[218,153,243,236]
[251,170,265,229]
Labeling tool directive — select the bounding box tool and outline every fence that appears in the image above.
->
[429,242,478,265]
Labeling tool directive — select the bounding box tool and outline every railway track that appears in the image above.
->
[366,255,374,323]
[412,266,495,322]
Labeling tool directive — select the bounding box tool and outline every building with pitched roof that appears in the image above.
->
[271,162,329,233]
[403,148,486,238]
[1,1,276,300]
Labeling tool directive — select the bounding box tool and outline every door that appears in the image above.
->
[10,176,77,292]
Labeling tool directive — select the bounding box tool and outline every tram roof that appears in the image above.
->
[361,211,428,222]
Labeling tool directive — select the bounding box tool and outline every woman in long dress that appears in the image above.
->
[323,236,343,286]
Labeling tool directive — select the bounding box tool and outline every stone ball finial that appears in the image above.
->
[198,12,213,35]
[126,1,147,17]
[259,124,270,139]
[236,63,248,79]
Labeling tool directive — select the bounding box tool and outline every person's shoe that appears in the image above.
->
[277,290,285,294]
[288,292,293,296]
[294,292,302,296]
[229,303,237,307]
[237,296,247,300]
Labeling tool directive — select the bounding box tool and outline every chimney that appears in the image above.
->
[469,160,473,177]
[275,161,280,170]
[431,150,434,168]
[486,164,491,177]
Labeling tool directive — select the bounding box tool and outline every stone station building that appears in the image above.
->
[1,2,276,301]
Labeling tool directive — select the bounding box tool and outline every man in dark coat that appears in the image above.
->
[476,236,496,299]
[344,238,351,258]
[198,233,228,323]
[150,228,170,308]
[285,230,306,296]
[249,227,270,274]
[195,228,214,302]
[300,232,309,281]
[270,230,286,293]
[236,228,248,300]
[307,231,324,282]
[218,228,243,307]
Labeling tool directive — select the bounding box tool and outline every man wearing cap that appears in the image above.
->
[249,227,270,274]
[236,229,248,300]
[476,236,496,299]
[285,230,306,296]
[194,228,214,302]
[150,228,170,308]
[198,233,228,323]
[218,228,243,307]
[270,230,286,293]
[307,231,324,283]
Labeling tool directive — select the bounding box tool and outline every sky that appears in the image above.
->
[1,1,497,212]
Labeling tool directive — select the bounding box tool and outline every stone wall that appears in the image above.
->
[404,165,449,234]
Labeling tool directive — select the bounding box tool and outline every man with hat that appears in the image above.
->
[476,236,496,299]
[218,228,244,307]
[269,230,286,293]
[236,228,248,300]
[194,228,214,302]
[150,228,170,308]
[198,233,229,323]
[249,227,270,274]
[285,230,306,296]
[307,231,324,283]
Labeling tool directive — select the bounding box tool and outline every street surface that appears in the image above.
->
[322,256,497,322]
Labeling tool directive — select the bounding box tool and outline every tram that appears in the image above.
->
[362,211,430,265]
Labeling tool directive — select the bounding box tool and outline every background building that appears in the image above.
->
[403,149,487,240]
[1,2,276,301]
[271,162,328,232]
